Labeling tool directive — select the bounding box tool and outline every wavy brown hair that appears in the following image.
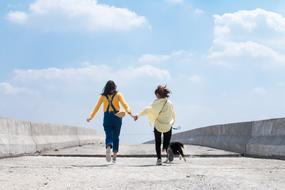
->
[154,85,171,98]
[101,80,117,96]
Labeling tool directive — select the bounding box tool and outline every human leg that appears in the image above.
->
[103,125,113,148]
[163,129,172,151]
[163,129,173,162]
[112,124,122,153]
[154,128,162,161]
[103,125,113,162]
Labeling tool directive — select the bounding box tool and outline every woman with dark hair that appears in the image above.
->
[87,80,132,163]
[134,85,176,165]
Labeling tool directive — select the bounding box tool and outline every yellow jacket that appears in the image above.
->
[138,98,176,133]
[89,92,131,119]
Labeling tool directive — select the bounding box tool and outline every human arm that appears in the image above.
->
[86,96,104,122]
[118,93,131,114]
[132,106,152,121]
[172,105,176,123]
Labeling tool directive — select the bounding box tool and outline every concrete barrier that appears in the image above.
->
[0,117,103,158]
[31,123,80,152]
[170,117,285,159]
[77,127,104,145]
[0,117,36,157]
[246,118,285,159]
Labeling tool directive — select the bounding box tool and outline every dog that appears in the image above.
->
[165,141,186,163]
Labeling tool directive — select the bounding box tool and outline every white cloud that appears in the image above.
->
[166,0,184,5]
[0,82,36,95]
[7,11,28,24]
[209,9,285,67]
[194,9,205,16]
[7,0,149,32]
[12,64,170,83]
[214,9,285,35]
[119,65,170,80]
[209,41,285,66]
[138,50,192,64]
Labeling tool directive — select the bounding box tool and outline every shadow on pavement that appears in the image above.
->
[71,164,110,168]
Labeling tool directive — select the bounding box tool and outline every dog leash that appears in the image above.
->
[172,125,181,130]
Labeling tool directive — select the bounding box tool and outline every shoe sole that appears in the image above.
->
[106,147,111,162]
[156,159,162,166]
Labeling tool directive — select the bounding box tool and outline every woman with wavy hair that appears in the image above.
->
[87,80,132,163]
[134,85,176,165]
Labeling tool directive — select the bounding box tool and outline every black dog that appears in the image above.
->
[165,141,186,163]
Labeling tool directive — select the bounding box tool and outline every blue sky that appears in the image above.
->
[1,0,285,143]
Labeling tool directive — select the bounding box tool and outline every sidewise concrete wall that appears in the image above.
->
[0,117,103,158]
[171,117,285,159]
[246,118,285,159]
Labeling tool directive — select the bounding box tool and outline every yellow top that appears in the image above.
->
[89,92,131,119]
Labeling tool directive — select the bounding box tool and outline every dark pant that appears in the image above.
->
[103,112,122,153]
[154,127,172,159]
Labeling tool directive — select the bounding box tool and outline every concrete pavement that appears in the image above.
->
[0,156,285,190]
[1,144,285,190]
[41,144,241,157]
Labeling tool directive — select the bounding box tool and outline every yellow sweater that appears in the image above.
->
[89,92,131,119]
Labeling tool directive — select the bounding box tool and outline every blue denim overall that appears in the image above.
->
[103,93,122,153]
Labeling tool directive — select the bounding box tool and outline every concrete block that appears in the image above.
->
[0,119,10,156]
[164,117,285,158]
[0,118,36,157]
[77,127,102,145]
[271,118,285,136]
[223,122,253,136]
[0,117,101,158]
[31,123,79,152]
[252,120,274,137]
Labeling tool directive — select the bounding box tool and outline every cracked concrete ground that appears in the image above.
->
[0,156,285,190]
[41,144,240,157]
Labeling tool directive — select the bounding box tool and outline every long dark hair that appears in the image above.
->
[155,85,171,98]
[101,80,117,96]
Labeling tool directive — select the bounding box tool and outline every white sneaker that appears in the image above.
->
[156,159,162,166]
[106,146,111,162]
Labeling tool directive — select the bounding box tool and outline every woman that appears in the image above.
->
[134,85,176,165]
[87,80,132,163]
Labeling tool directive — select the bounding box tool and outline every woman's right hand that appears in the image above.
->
[133,115,138,121]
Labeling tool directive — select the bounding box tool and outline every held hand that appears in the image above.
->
[133,115,138,121]
[128,113,138,121]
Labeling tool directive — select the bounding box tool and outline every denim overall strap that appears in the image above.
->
[105,93,118,113]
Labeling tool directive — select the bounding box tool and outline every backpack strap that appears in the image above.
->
[105,93,118,113]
